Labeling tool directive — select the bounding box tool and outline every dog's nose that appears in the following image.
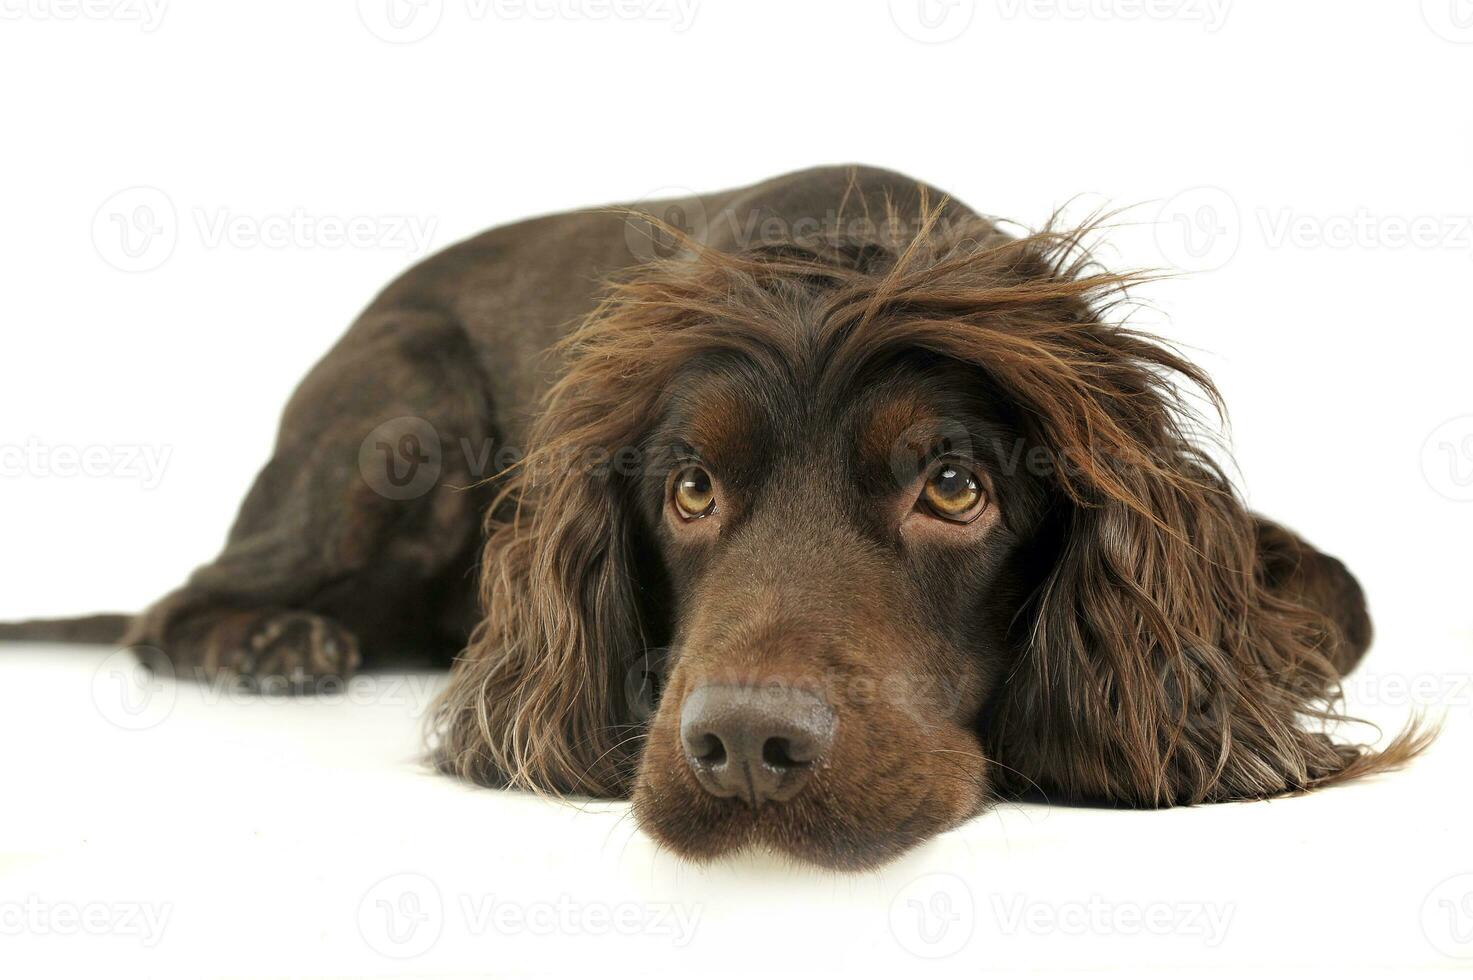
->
[679,683,836,806]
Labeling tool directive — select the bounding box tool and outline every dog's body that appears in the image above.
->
[3,166,1425,868]
[140,167,970,670]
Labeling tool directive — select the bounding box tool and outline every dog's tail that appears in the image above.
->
[0,613,133,644]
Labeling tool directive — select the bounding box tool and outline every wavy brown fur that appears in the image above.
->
[428,199,1432,808]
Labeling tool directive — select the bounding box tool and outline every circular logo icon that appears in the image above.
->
[91,646,176,731]
[1153,185,1241,273]
[888,0,976,43]
[1422,872,1473,959]
[624,186,708,263]
[358,872,444,959]
[1421,0,1473,43]
[1421,415,1473,502]
[889,871,975,958]
[357,0,444,43]
[623,647,669,724]
[92,186,177,273]
[359,416,443,501]
[887,417,975,488]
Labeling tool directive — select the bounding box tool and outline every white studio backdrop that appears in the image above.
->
[1,3,1471,977]
[2,3,1471,639]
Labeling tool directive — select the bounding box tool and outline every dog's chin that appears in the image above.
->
[630,753,989,872]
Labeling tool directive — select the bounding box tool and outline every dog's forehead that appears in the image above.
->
[659,357,970,479]
[662,366,769,460]
[853,386,951,468]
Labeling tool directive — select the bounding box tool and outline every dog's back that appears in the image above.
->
[351,165,978,442]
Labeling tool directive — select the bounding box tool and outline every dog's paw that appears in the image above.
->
[212,610,362,692]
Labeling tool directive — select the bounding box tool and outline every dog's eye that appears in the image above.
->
[921,464,985,522]
[673,466,716,520]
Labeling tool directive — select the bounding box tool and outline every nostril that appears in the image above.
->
[689,731,727,767]
[762,736,806,771]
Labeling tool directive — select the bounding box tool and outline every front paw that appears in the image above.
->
[202,609,362,693]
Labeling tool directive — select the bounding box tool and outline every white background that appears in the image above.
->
[2,2,1471,977]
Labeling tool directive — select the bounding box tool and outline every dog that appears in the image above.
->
[2,166,1429,869]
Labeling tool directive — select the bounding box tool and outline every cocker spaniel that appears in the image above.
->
[2,166,1428,869]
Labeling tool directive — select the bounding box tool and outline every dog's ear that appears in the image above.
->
[959,258,1430,806]
[429,459,652,796]
[986,453,1424,805]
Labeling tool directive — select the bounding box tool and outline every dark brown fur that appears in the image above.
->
[3,166,1430,868]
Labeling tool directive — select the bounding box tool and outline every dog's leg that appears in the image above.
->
[126,311,496,689]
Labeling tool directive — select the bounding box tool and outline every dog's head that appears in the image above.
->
[432,210,1390,869]
[623,346,1046,867]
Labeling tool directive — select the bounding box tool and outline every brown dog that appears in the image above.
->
[1,166,1428,869]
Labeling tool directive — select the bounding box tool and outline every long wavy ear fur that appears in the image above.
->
[917,225,1435,806]
[990,467,1433,805]
[428,464,651,796]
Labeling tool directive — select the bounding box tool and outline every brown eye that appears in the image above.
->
[921,463,984,522]
[673,466,716,519]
